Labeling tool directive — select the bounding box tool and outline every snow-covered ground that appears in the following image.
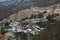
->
[0,0,21,6]
[0,0,7,2]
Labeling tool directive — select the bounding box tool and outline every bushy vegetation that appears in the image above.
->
[46,15,55,22]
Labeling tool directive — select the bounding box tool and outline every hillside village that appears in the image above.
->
[0,3,60,40]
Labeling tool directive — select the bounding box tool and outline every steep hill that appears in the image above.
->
[0,0,60,21]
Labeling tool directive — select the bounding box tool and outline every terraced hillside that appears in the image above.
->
[0,0,60,21]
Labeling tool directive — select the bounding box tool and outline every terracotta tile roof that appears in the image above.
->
[0,33,7,40]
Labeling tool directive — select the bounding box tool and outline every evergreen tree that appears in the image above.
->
[1,26,4,34]
[46,15,54,22]
[7,37,10,40]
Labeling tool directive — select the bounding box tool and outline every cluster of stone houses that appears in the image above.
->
[1,4,60,40]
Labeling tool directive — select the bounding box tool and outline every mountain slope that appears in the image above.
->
[0,0,60,21]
